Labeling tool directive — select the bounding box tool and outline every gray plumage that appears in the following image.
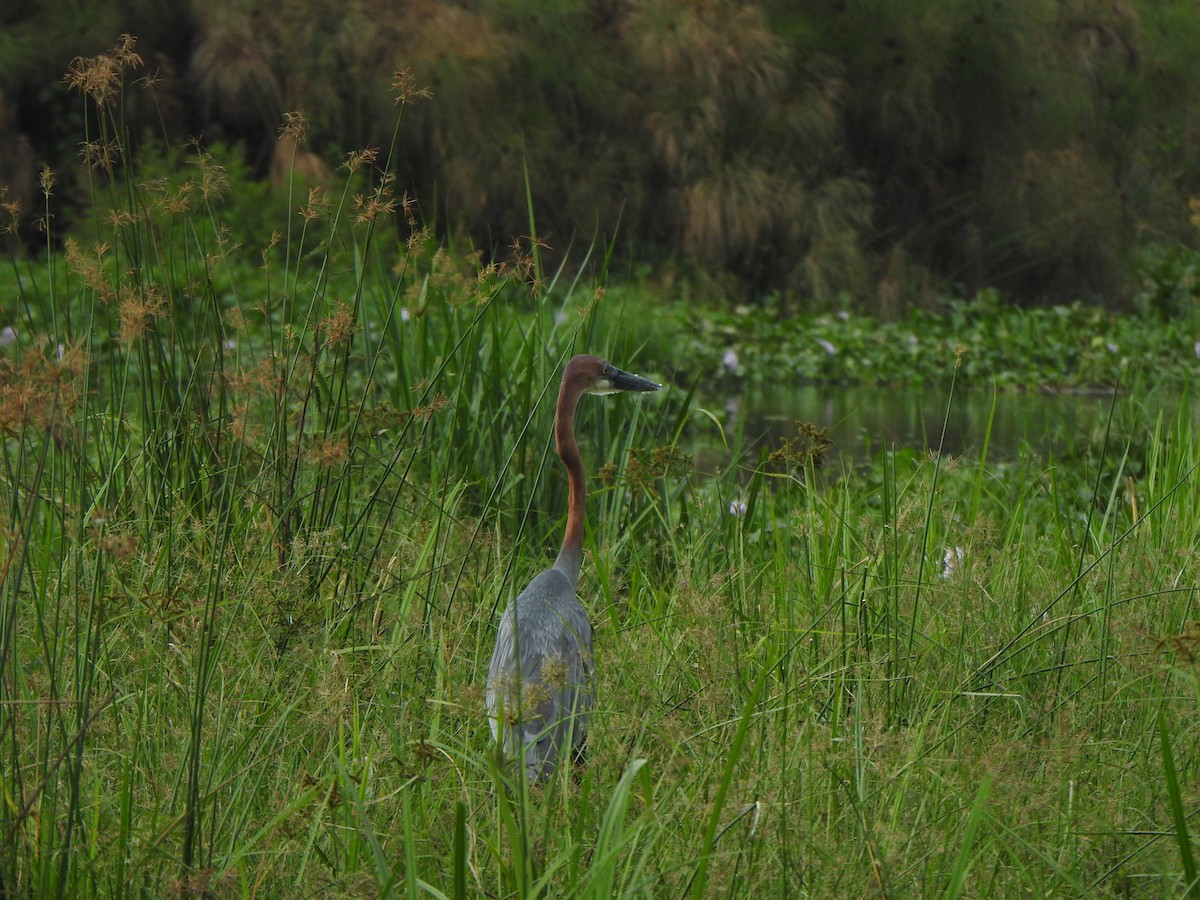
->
[486,566,593,781]
[485,354,660,782]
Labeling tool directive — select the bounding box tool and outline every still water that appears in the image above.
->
[698,384,1190,472]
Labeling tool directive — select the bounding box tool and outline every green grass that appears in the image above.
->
[2,62,1200,898]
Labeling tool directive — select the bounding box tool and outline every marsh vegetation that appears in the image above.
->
[5,1,1200,308]
[1,32,1199,899]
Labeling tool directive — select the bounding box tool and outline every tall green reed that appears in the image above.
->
[1,35,688,896]
[4,32,1200,897]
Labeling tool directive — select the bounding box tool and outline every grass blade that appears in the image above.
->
[688,662,770,900]
[942,775,991,900]
[1158,706,1197,893]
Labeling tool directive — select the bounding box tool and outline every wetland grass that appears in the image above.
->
[1,43,1198,897]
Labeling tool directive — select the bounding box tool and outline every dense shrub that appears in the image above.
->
[2,0,1200,309]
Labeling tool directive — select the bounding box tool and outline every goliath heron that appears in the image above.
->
[486,354,661,780]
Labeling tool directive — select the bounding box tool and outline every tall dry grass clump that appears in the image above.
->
[626,0,873,298]
[10,0,1198,307]
[189,15,280,140]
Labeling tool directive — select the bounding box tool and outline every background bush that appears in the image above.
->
[2,0,1200,310]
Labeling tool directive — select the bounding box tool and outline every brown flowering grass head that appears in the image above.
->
[64,34,143,108]
[1150,622,1200,665]
[490,671,551,727]
[299,186,330,222]
[412,392,450,420]
[399,192,419,227]
[119,283,167,345]
[0,340,87,445]
[279,110,308,141]
[353,174,398,225]
[496,234,550,295]
[64,238,116,304]
[343,148,379,176]
[764,421,829,473]
[80,139,121,174]
[1,187,22,235]
[540,655,569,690]
[189,148,230,203]
[391,68,432,106]
[319,302,355,347]
[303,436,350,469]
[96,531,139,560]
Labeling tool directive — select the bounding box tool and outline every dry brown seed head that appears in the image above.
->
[344,148,379,175]
[541,656,569,689]
[1,195,22,235]
[304,436,350,469]
[391,69,432,106]
[321,303,355,347]
[279,110,307,140]
[118,284,166,345]
[80,139,120,174]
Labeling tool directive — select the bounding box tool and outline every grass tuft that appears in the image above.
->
[0,40,1198,898]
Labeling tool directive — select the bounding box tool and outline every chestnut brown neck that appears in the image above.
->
[552,367,588,586]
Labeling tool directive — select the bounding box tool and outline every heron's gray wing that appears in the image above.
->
[486,569,593,780]
[522,598,592,779]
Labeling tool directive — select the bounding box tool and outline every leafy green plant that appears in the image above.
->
[3,36,1200,899]
[1135,238,1200,320]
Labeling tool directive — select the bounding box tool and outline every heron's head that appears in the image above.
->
[564,354,662,396]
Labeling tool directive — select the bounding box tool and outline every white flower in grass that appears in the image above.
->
[817,338,837,356]
[729,498,748,518]
[1194,340,1200,359]
[223,338,237,350]
[722,348,739,371]
[837,309,850,321]
[400,307,411,323]
[940,546,964,579]
[1106,341,1119,354]
[0,326,15,346]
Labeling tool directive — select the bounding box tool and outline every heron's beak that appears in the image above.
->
[606,367,662,393]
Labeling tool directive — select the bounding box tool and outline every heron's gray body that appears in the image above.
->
[485,355,659,781]
[486,565,594,781]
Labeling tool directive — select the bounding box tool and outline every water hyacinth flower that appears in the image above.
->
[729,498,748,518]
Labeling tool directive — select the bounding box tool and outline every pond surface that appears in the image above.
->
[695,383,1191,473]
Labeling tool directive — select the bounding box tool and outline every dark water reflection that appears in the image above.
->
[697,384,1192,473]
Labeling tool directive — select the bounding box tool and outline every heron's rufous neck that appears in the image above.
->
[552,375,586,586]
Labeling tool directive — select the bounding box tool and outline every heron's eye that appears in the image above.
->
[602,365,612,375]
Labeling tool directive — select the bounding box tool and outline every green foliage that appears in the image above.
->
[3,44,1200,899]
[1135,228,1200,319]
[5,0,1200,307]
[682,287,1200,390]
